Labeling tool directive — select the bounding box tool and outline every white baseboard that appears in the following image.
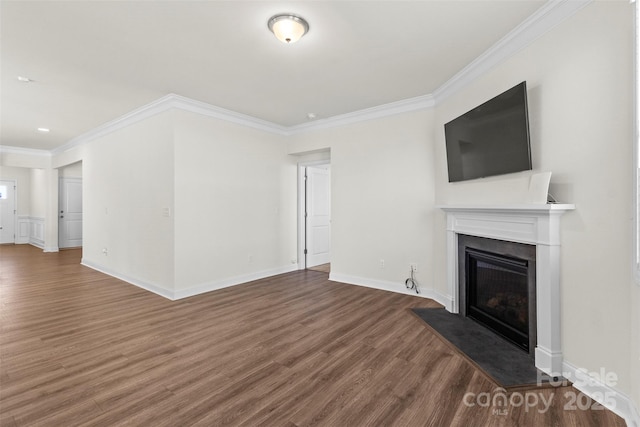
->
[29,240,44,249]
[173,264,298,300]
[329,272,450,307]
[535,345,564,378]
[561,360,640,427]
[81,258,175,300]
[439,294,455,312]
[630,402,640,427]
[81,258,299,301]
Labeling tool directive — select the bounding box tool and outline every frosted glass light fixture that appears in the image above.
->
[268,14,309,44]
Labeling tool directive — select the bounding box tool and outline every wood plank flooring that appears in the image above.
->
[0,245,626,426]
[307,264,330,274]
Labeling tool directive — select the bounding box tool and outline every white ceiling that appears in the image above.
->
[1,0,548,151]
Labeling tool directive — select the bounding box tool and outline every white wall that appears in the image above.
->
[0,151,50,169]
[76,108,297,298]
[30,169,48,218]
[0,154,51,221]
[82,111,175,293]
[173,110,297,295]
[59,161,82,178]
[433,0,635,401]
[25,168,54,249]
[289,110,437,295]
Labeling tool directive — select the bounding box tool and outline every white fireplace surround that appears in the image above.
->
[439,204,575,376]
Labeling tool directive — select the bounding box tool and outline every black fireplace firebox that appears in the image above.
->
[466,248,529,351]
[458,235,537,357]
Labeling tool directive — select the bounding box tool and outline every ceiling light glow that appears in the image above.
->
[268,14,309,44]
[37,127,50,133]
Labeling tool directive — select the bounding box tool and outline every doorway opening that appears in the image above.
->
[58,162,83,249]
[298,161,331,273]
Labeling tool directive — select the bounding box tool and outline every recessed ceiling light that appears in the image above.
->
[17,76,33,83]
[37,127,50,133]
[307,113,317,120]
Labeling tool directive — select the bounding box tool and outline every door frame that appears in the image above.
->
[58,176,83,249]
[297,160,331,270]
[0,179,17,244]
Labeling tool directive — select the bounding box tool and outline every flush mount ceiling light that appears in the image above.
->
[37,127,50,133]
[268,14,309,44]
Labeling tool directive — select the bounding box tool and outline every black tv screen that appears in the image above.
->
[444,81,532,182]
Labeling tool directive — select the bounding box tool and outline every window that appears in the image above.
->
[0,185,6,200]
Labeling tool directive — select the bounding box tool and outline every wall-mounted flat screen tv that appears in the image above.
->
[444,81,532,182]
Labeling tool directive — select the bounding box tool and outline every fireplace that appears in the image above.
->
[458,235,536,356]
[440,204,574,375]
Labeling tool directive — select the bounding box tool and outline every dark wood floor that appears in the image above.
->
[0,245,625,426]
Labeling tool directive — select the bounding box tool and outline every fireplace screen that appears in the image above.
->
[466,248,529,351]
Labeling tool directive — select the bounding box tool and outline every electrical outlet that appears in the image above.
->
[380,259,385,269]
[102,248,108,256]
[410,263,418,272]
[248,254,253,263]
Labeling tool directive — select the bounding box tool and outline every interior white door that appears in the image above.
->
[306,166,331,268]
[0,180,16,244]
[59,177,83,248]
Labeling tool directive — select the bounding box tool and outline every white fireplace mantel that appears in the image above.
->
[438,203,575,376]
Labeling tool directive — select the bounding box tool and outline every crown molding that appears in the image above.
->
[41,0,591,155]
[52,94,288,155]
[289,0,592,132]
[432,0,592,104]
[169,94,289,136]
[286,94,435,135]
[52,95,176,155]
[0,145,52,157]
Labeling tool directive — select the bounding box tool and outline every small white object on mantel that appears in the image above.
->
[526,171,553,204]
[438,203,575,376]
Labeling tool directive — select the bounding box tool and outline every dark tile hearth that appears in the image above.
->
[412,307,556,389]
